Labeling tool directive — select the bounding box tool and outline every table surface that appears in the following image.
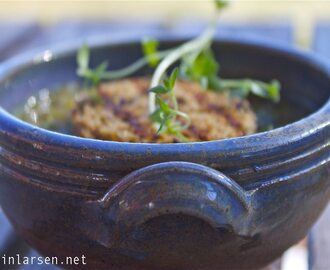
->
[0,21,329,270]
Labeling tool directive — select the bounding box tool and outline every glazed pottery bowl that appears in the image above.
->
[0,37,329,270]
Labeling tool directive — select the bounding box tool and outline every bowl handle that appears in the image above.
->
[84,161,253,248]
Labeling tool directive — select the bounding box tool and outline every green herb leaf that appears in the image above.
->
[95,61,108,74]
[250,81,266,97]
[149,108,163,123]
[90,61,108,85]
[249,80,281,102]
[168,67,179,89]
[149,85,169,94]
[267,80,281,103]
[149,67,190,140]
[215,0,229,10]
[157,114,171,134]
[216,78,281,102]
[77,44,90,73]
[142,38,160,68]
[156,96,172,113]
[181,49,219,89]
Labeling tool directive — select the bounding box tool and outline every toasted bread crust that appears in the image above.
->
[72,78,257,143]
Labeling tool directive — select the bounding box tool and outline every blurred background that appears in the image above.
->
[0,0,329,47]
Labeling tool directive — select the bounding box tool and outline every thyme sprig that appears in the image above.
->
[76,0,281,142]
[148,26,216,116]
[142,38,161,68]
[147,0,227,139]
[179,47,281,103]
[149,68,190,141]
[77,43,172,86]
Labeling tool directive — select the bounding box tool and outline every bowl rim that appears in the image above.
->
[0,34,329,159]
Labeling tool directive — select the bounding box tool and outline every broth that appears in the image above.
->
[14,83,307,139]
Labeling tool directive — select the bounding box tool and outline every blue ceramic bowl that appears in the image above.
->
[0,37,329,270]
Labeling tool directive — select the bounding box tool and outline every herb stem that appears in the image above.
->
[170,91,179,111]
[175,110,191,129]
[149,25,217,115]
[218,79,269,89]
[90,49,173,81]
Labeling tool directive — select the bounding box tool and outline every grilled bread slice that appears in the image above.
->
[72,78,257,143]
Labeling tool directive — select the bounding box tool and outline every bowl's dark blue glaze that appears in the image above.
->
[0,36,329,270]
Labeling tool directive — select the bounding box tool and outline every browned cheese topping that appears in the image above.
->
[72,78,257,143]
